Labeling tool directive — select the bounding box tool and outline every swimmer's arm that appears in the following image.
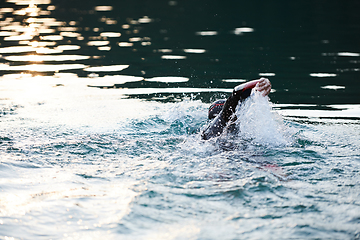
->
[201,78,272,140]
[221,78,271,121]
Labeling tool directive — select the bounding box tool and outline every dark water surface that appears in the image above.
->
[0,0,360,239]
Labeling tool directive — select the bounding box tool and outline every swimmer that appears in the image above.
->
[201,78,271,140]
[201,78,287,179]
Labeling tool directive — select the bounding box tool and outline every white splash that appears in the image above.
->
[234,91,290,147]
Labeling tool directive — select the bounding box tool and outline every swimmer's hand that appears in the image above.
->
[255,77,271,96]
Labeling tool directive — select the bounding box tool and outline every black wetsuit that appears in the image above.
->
[201,86,253,140]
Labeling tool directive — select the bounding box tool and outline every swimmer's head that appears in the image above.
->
[208,99,226,120]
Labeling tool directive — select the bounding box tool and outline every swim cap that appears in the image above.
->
[208,99,226,119]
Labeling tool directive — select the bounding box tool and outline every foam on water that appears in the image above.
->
[235,90,291,147]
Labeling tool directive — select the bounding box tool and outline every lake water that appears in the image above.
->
[0,0,360,239]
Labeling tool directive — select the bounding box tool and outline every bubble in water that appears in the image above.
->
[234,90,290,147]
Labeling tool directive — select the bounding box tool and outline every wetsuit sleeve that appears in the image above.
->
[201,113,228,140]
[201,80,259,140]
